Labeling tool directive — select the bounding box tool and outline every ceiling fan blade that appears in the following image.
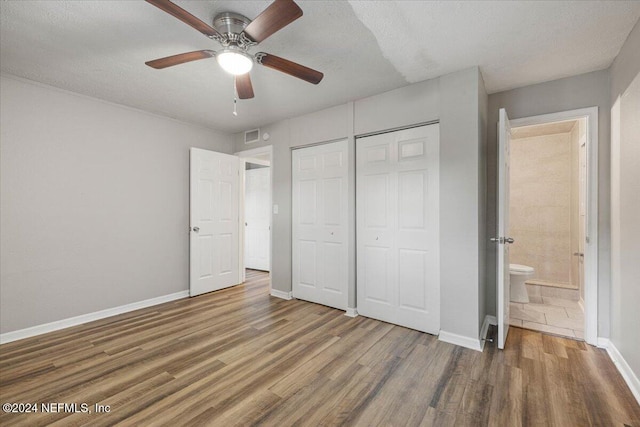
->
[235,74,255,99]
[243,0,303,43]
[146,0,222,39]
[257,53,323,85]
[146,50,216,69]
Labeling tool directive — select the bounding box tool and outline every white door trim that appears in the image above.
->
[235,145,273,287]
[509,107,598,346]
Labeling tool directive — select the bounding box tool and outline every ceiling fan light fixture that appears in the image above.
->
[217,49,253,75]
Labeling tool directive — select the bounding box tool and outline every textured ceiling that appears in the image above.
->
[349,1,640,93]
[1,1,639,133]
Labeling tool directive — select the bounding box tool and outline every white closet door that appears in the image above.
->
[245,167,271,271]
[190,148,240,297]
[357,125,440,334]
[292,139,348,310]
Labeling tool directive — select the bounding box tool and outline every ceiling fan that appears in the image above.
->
[144,0,324,100]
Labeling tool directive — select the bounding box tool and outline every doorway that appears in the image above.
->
[236,146,273,290]
[508,118,587,339]
[244,162,270,271]
[496,107,598,348]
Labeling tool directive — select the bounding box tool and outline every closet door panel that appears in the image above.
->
[357,124,440,334]
[292,140,349,310]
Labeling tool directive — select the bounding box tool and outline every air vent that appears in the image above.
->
[244,129,260,144]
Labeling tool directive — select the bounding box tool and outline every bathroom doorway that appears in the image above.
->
[504,108,598,344]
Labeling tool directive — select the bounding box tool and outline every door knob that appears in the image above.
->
[573,252,584,257]
[505,237,514,244]
[192,226,200,232]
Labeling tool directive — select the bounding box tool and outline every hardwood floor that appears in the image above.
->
[1,269,638,426]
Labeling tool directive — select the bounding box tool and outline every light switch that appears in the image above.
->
[273,204,279,214]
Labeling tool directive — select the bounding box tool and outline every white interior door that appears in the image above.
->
[497,108,512,349]
[292,139,348,310]
[356,124,440,335]
[190,148,240,297]
[244,167,271,271]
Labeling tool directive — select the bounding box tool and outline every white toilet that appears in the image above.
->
[509,264,534,303]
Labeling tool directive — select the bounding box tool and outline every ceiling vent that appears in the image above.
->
[244,129,260,144]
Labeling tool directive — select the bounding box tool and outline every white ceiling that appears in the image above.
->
[1,1,639,133]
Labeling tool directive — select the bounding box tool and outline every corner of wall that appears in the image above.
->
[438,66,483,340]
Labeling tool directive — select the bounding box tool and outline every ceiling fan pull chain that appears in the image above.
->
[232,78,238,117]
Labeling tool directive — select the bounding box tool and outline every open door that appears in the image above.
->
[496,108,513,349]
[190,148,240,296]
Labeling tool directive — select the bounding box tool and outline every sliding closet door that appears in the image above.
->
[357,125,440,334]
[292,140,348,310]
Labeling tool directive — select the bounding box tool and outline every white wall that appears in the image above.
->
[610,19,640,389]
[234,67,488,344]
[0,75,233,333]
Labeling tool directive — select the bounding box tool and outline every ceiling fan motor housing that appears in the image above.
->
[213,12,255,48]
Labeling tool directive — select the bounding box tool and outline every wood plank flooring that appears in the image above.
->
[1,269,639,426]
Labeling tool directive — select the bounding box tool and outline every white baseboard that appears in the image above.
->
[270,289,292,300]
[345,308,358,318]
[598,338,640,405]
[0,290,189,345]
[438,315,496,352]
[439,330,483,352]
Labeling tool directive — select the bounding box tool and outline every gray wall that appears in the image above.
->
[438,69,485,339]
[610,19,640,387]
[478,71,489,332]
[234,68,487,341]
[487,69,611,337]
[0,75,233,333]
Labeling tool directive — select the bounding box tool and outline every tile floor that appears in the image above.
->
[510,296,584,339]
